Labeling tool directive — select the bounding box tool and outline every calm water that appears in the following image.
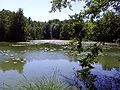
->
[0,43,120,89]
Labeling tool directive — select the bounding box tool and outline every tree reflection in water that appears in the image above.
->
[71,67,120,90]
[65,43,120,90]
[75,68,97,90]
[0,58,26,73]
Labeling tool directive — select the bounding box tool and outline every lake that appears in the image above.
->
[0,42,120,90]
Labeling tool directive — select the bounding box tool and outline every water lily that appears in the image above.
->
[16,58,20,61]
[13,62,17,64]
[5,61,9,63]
[21,60,25,63]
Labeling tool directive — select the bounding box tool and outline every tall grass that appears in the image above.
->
[0,74,78,90]
[17,75,78,90]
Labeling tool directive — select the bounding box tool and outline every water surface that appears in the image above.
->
[0,43,120,89]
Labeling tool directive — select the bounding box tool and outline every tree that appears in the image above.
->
[92,11,120,42]
[0,9,15,41]
[0,18,5,41]
[42,22,51,39]
[60,20,71,40]
[50,0,120,19]
[6,8,25,42]
[48,19,61,39]
[50,0,120,47]
[50,0,119,77]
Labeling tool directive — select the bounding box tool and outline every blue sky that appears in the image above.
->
[0,0,85,22]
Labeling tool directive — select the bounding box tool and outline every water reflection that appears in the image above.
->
[24,51,69,61]
[75,68,97,90]
[73,66,120,90]
[68,47,120,90]
[0,43,120,90]
[98,55,120,70]
[0,58,26,73]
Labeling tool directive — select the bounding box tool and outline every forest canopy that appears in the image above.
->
[0,0,120,43]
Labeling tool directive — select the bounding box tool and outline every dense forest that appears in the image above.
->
[0,7,120,42]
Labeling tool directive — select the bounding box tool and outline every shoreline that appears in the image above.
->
[17,40,120,46]
[17,40,69,45]
[0,40,119,46]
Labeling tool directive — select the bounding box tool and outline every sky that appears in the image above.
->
[0,0,85,22]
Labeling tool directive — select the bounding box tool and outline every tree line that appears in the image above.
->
[0,8,72,42]
[0,8,120,42]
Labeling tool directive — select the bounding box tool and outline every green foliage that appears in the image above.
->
[48,19,61,39]
[50,0,120,19]
[60,20,72,40]
[90,11,120,42]
[6,8,25,42]
[0,0,120,43]
[0,9,52,41]
[0,8,73,42]
[0,9,14,41]
[49,2,120,86]
[50,0,120,48]
[0,19,5,41]
[42,22,51,39]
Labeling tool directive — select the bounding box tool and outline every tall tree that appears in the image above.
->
[0,18,5,41]
[60,20,71,40]
[6,8,25,42]
[42,22,51,39]
[92,11,120,42]
[50,0,120,44]
[48,19,61,39]
[50,0,120,69]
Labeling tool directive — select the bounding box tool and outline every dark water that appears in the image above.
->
[0,43,120,89]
